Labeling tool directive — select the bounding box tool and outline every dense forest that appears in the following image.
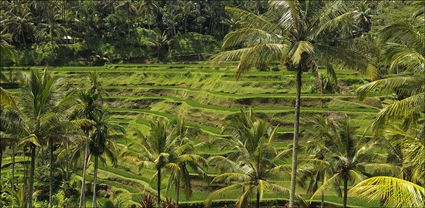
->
[0,1,424,208]
[1,0,272,65]
[0,0,419,65]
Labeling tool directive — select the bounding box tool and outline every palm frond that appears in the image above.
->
[356,76,422,99]
[224,7,278,32]
[204,183,244,207]
[372,93,425,131]
[0,87,18,109]
[291,41,314,64]
[385,43,425,73]
[350,176,425,208]
[211,173,249,184]
[311,173,341,199]
[317,11,357,37]
[222,28,279,48]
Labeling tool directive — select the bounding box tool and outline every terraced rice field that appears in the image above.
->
[4,63,384,207]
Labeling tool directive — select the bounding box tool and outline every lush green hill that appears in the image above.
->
[3,63,383,207]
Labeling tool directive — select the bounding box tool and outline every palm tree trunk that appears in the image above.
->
[92,155,98,208]
[289,62,302,208]
[11,144,16,189]
[79,139,89,208]
[256,187,260,208]
[65,143,69,181]
[176,179,179,207]
[343,174,348,208]
[0,148,2,192]
[157,167,161,206]
[23,151,28,207]
[49,137,54,208]
[28,144,36,208]
[321,189,324,208]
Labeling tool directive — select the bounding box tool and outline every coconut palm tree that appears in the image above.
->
[310,116,398,208]
[0,88,20,192]
[357,3,425,132]
[90,110,124,208]
[297,156,331,208]
[298,117,338,207]
[164,120,207,207]
[14,70,81,208]
[350,176,425,208]
[1,70,78,208]
[122,119,205,206]
[205,110,291,208]
[212,2,368,206]
[44,103,85,208]
[66,73,102,208]
[2,2,35,48]
[14,69,69,208]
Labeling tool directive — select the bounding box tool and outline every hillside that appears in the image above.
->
[4,63,384,207]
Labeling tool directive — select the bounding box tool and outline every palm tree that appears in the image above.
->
[357,3,424,132]
[5,69,75,208]
[137,0,160,28]
[67,73,102,208]
[0,120,19,192]
[350,176,425,208]
[0,88,19,193]
[35,1,67,46]
[123,119,205,206]
[297,156,330,208]
[211,2,367,206]
[2,69,81,208]
[3,2,35,48]
[89,110,123,208]
[44,103,83,208]
[206,110,291,208]
[310,116,397,208]
[164,120,207,207]
[299,118,336,208]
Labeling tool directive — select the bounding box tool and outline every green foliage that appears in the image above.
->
[169,33,219,61]
[350,176,425,208]
[0,0,270,65]
[1,1,424,208]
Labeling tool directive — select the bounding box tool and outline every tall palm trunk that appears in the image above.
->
[289,62,302,208]
[176,179,180,207]
[256,187,260,208]
[321,189,324,208]
[49,137,54,208]
[11,144,16,189]
[0,148,2,192]
[92,155,98,208]
[157,167,161,206]
[28,144,36,208]
[79,138,89,208]
[23,151,28,207]
[343,174,348,208]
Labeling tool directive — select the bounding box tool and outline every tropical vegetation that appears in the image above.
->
[1,1,424,208]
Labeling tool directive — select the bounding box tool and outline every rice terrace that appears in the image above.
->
[0,1,424,208]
